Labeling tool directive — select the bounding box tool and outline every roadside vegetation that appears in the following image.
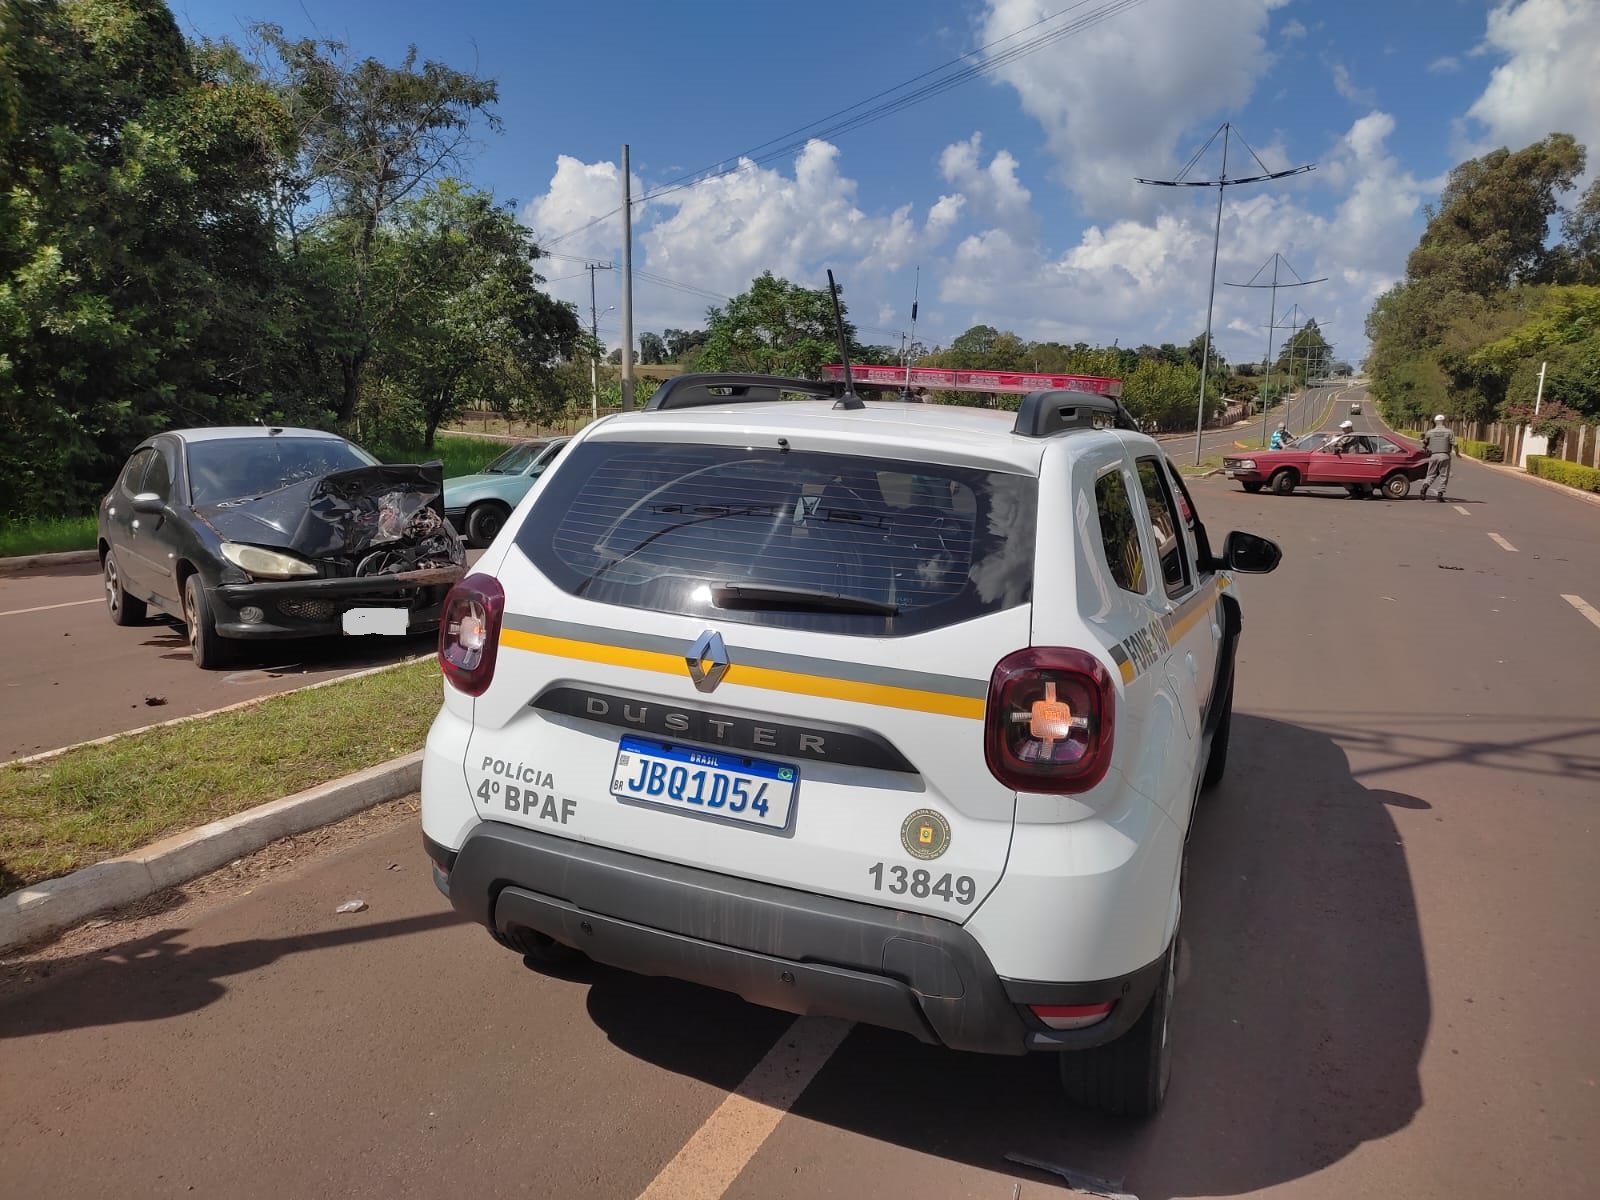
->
[1526,455,1600,493]
[0,516,99,559]
[1366,133,1600,443]
[0,659,442,895]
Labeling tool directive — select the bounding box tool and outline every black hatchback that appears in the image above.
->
[97,426,466,668]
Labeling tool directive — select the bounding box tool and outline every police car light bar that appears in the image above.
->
[822,364,1123,398]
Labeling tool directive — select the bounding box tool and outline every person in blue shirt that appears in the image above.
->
[1269,422,1294,450]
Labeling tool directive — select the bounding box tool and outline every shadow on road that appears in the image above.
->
[0,912,463,1038]
[573,714,1431,1198]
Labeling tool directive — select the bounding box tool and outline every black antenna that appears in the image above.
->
[827,269,864,411]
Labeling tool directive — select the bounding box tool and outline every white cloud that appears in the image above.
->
[1462,0,1600,172]
[1281,18,1307,40]
[978,0,1290,215]
[1331,63,1378,106]
[1428,55,1462,74]
[938,134,1035,236]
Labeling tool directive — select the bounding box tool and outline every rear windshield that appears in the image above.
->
[517,441,1037,636]
[186,437,376,505]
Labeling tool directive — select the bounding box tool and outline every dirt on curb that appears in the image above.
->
[0,792,420,998]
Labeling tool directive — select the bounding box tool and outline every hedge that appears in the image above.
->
[1459,438,1504,462]
[1526,455,1600,493]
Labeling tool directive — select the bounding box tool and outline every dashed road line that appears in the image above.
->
[637,1016,853,1200]
[1486,532,1519,553]
[0,597,100,619]
[1563,595,1600,633]
[1453,505,1471,516]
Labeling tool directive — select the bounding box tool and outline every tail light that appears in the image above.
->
[984,648,1115,793]
[438,575,505,696]
[1030,1001,1114,1030]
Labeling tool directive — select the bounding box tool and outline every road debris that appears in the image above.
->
[143,695,167,707]
[1438,564,1464,571]
[1004,1153,1137,1200]
[335,898,368,914]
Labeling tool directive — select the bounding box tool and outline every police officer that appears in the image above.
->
[1418,414,1458,502]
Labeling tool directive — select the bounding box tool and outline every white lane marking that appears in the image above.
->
[1564,595,1600,633]
[1453,505,1471,516]
[1486,532,1519,553]
[0,597,100,619]
[637,1016,853,1200]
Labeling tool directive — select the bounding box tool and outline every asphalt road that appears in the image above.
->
[4,386,1598,1198]
[0,550,482,762]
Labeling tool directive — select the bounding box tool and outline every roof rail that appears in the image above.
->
[1013,389,1140,438]
[641,372,907,412]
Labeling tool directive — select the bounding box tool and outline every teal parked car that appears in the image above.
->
[443,437,571,548]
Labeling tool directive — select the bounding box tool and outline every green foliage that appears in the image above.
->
[1525,455,1600,493]
[1457,439,1504,463]
[1121,359,1204,431]
[697,272,871,378]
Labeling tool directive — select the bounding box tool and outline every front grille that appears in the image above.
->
[277,598,340,621]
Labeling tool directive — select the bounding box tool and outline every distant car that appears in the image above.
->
[98,427,466,669]
[1350,401,1362,414]
[443,437,572,549]
[1222,432,1428,498]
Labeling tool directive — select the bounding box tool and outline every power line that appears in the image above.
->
[540,0,1153,246]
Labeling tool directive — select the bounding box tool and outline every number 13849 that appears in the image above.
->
[868,863,976,905]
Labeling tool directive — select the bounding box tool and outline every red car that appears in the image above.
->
[1222,432,1429,499]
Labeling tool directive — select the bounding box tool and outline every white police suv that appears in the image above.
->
[421,373,1281,1117]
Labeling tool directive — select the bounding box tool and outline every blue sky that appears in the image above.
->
[172,0,1600,367]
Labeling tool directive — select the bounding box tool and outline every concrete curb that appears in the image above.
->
[0,751,422,954]
[0,548,98,576]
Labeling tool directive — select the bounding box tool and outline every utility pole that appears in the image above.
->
[1534,360,1547,415]
[619,144,635,410]
[1224,253,1324,445]
[585,261,614,422]
[901,266,921,400]
[1138,123,1315,464]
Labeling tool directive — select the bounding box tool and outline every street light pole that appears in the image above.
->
[586,261,614,423]
[1138,123,1315,465]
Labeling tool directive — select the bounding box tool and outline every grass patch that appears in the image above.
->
[0,658,443,895]
[368,434,514,481]
[0,514,98,557]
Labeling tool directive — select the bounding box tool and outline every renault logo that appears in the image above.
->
[686,630,729,692]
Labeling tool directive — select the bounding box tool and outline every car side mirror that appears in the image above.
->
[131,492,165,515]
[1212,530,1281,574]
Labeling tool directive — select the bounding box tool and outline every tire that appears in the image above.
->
[464,502,510,550]
[182,574,229,670]
[1270,469,1296,496]
[1382,472,1411,500]
[1058,931,1178,1118]
[103,549,147,626]
[491,925,586,970]
[1201,674,1233,790]
[1241,482,1263,494]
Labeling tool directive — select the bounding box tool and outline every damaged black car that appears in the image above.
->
[97,427,467,668]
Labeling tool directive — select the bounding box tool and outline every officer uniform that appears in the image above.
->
[1419,423,1456,501]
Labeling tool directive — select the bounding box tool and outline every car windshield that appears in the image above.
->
[482,442,546,475]
[186,437,377,505]
[1295,433,1330,450]
[517,440,1037,637]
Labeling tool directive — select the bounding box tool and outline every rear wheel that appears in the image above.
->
[493,925,586,970]
[1382,472,1411,500]
[103,550,146,626]
[1241,482,1263,494]
[464,501,510,550]
[1058,931,1177,1118]
[182,574,229,670]
[1270,469,1296,496]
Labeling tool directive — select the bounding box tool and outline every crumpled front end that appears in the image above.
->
[201,463,468,638]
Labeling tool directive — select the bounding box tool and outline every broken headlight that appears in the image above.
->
[221,543,320,579]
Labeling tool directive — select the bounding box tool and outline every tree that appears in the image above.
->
[0,0,291,520]
[696,272,871,378]
[1551,177,1600,285]
[373,180,581,448]
[638,331,666,365]
[247,25,501,424]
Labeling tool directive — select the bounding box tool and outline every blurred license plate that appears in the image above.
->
[342,607,409,636]
[611,736,796,831]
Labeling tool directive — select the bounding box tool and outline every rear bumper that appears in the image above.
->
[426,821,1164,1056]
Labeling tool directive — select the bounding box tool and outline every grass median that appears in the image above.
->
[0,658,443,896]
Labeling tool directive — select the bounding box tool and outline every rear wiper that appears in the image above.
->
[711,583,897,616]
